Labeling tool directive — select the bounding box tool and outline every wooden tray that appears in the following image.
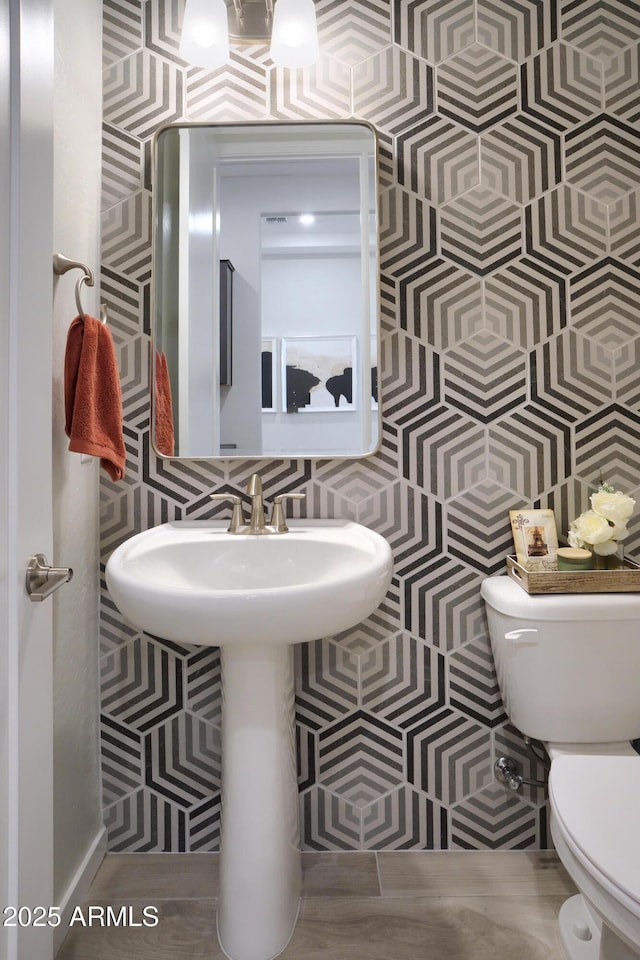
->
[506,555,640,594]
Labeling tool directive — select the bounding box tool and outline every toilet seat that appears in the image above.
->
[550,755,640,954]
[550,755,640,912]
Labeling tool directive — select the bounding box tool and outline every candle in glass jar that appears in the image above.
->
[556,547,592,571]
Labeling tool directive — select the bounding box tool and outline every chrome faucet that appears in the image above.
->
[210,473,306,534]
[247,473,267,534]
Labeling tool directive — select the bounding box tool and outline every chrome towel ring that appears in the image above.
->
[53,252,108,324]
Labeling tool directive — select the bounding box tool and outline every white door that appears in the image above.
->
[1,1,55,959]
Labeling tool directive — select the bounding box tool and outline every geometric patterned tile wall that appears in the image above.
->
[99,0,640,852]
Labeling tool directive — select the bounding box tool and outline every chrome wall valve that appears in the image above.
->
[26,554,73,602]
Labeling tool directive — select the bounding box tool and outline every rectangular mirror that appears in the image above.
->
[153,121,380,459]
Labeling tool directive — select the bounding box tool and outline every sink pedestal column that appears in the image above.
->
[217,642,301,960]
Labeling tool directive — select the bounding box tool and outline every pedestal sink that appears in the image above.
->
[105,519,393,960]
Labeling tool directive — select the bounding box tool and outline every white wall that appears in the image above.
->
[219,172,367,455]
[218,175,265,453]
[51,0,104,916]
[0,0,10,927]
[261,255,364,454]
[3,7,57,955]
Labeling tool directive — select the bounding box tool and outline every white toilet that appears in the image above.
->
[481,576,640,960]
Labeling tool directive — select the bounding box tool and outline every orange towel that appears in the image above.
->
[64,315,126,481]
[154,350,175,456]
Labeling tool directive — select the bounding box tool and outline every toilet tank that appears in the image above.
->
[481,576,640,743]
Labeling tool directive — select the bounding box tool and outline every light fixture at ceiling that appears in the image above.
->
[179,0,319,70]
[270,0,319,69]
[180,0,230,71]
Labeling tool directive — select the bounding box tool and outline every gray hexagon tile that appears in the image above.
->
[104,49,184,140]
[560,0,640,61]
[104,0,143,68]
[381,331,441,426]
[401,404,486,501]
[481,114,562,205]
[407,706,493,806]
[488,404,571,500]
[397,114,479,206]
[100,265,146,340]
[189,794,222,851]
[331,605,401,655]
[440,186,522,276]
[318,711,405,807]
[610,189,640,265]
[361,633,446,729]
[477,0,559,62]
[521,42,603,132]
[269,54,351,119]
[300,786,362,850]
[99,0,640,854]
[403,556,485,652]
[185,54,269,120]
[363,785,448,849]
[400,259,482,351]
[615,339,640,408]
[395,0,475,64]
[143,0,185,65]
[105,786,187,851]
[294,639,359,732]
[294,479,358,523]
[565,115,640,203]
[313,452,399,504]
[144,712,221,808]
[446,481,525,575]
[316,0,391,66]
[530,329,613,422]
[101,713,143,807]
[380,187,437,278]
[575,405,640,491]
[449,634,507,728]
[605,42,640,123]
[569,258,640,349]
[436,43,518,133]
[525,185,607,276]
[102,123,144,210]
[102,191,153,283]
[118,335,150,435]
[484,258,568,350]
[450,783,541,850]
[101,635,185,733]
[442,331,527,423]
[186,647,221,725]
[353,46,434,136]
[357,481,441,584]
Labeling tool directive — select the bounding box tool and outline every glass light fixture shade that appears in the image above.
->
[270,0,319,69]
[180,0,230,70]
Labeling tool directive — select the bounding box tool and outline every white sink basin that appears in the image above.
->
[105,517,392,960]
[105,518,393,646]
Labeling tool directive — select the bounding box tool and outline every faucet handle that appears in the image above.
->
[270,493,306,534]
[209,493,245,533]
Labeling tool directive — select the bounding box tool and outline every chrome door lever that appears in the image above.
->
[26,554,74,602]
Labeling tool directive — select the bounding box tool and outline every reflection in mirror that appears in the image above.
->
[153,121,379,459]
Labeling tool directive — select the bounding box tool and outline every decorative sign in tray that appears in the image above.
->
[506,555,640,594]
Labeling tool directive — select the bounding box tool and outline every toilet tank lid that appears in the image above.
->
[480,576,640,621]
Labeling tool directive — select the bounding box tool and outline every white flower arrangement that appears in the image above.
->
[568,482,635,556]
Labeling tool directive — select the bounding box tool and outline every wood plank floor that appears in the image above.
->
[56,851,576,959]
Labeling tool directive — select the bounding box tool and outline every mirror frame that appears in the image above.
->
[151,119,381,461]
